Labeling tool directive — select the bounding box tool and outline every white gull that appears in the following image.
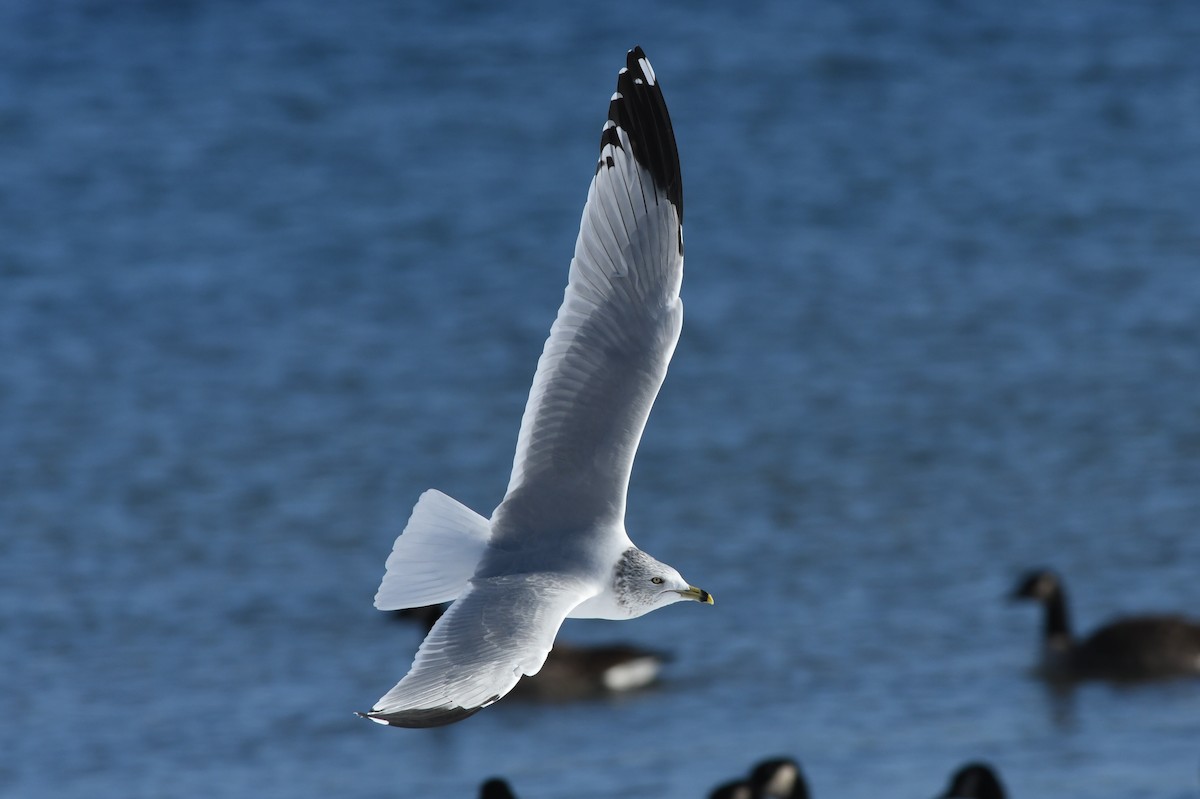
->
[360,46,712,728]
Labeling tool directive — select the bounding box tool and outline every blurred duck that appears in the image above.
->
[708,780,754,799]
[392,605,668,700]
[1011,568,1200,682]
[482,758,997,799]
[708,757,809,799]
[478,778,516,799]
[935,762,1006,799]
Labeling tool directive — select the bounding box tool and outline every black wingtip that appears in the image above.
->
[598,46,683,228]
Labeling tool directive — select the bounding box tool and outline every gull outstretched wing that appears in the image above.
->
[493,46,685,541]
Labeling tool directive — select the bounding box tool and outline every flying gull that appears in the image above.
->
[359,46,712,728]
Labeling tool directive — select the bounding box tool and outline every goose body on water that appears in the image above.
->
[1012,568,1200,682]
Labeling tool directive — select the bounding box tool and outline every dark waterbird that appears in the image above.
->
[478,777,517,799]
[1011,568,1200,682]
[708,757,809,799]
[935,762,1006,799]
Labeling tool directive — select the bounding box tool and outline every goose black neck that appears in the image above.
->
[1042,583,1073,644]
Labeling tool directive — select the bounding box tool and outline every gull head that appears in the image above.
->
[613,547,714,619]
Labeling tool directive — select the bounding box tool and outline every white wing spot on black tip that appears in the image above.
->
[637,56,657,85]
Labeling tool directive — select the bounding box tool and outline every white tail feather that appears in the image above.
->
[373,490,491,610]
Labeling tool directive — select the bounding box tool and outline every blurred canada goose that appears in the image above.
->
[708,757,809,799]
[935,762,1006,799]
[1011,568,1200,682]
[392,605,668,700]
[478,777,516,799]
[708,780,754,799]
[748,758,808,799]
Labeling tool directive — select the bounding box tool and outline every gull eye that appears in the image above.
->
[650,576,664,585]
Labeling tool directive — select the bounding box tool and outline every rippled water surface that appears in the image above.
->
[3,1,1200,797]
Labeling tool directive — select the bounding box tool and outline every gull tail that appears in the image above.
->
[372,489,490,610]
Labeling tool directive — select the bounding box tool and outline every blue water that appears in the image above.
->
[3,1,1200,797]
